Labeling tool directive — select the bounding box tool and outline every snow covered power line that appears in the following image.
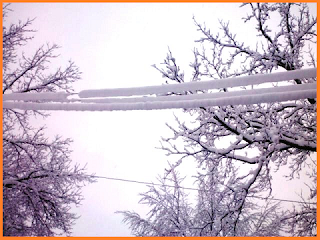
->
[3,68,317,111]
[78,68,317,98]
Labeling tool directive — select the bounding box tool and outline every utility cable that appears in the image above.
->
[91,175,317,205]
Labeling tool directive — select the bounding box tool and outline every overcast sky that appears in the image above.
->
[5,2,316,236]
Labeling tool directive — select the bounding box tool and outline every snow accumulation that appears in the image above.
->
[2,68,317,111]
[2,92,71,101]
[78,68,317,98]
[68,82,316,104]
[3,88,316,111]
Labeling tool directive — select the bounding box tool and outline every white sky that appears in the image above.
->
[5,2,316,237]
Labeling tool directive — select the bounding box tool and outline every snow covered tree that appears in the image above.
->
[119,170,194,236]
[2,5,95,236]
[119,166,285,236]
[120,3,316,236]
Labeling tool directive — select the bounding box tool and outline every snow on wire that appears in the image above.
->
[78,68,316,98]
[2,68,317,111]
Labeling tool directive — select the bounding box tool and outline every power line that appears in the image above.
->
[2,68,317,112]
[3,89,316,112]
[91,175,317,205]
[78,68,317,98]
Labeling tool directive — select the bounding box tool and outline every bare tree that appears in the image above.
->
[3,5,95,236]
[120,3,316,236]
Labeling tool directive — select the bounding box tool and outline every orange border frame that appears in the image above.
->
[0,0,318,240]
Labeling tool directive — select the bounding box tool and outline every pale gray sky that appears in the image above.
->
[5,2,316,236]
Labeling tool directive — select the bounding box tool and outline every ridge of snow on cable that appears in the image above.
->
[3,92,71,101]
[69,83,316,104]
[78,68,317,98]
[3,89,316,111]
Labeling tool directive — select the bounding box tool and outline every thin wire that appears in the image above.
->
[91,175,317,205]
